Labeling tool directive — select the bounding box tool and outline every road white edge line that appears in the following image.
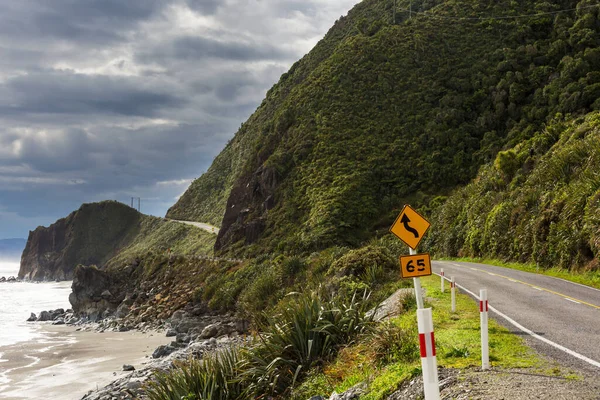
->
[565,298,581,304]
[552,277,600,293]
[436,260,600,293]
[432,272,600,369]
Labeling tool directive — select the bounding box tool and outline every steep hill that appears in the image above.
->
[169,0,600,256]
[428,112,600,271]
[19,201,215,281]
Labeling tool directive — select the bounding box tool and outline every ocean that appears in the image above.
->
[0,260,72,347]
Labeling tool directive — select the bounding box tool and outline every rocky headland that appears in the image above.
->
[19,201,142,281]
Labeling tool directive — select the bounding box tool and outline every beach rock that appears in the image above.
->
[329,383,366,400]
[52,318,65,325]
[27,313,37,322]
[0,277,5,282]
[122,364,135,371]
[69,265,123,321]
[7,276,16,282]
[152,344,176,359]
[126,380,142,390]
[114,303,130,319]
[199,323,220,339]
[165,328,177,337]
[37,311,52,321]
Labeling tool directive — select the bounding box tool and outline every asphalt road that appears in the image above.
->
[432,260,600,373]
[167,219,220,234]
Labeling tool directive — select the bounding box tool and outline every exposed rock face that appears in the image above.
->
[69,265,125,321]
[215,164,278,251]
[19,201,141,281]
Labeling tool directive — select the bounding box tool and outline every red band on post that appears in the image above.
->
[480,300,489,312]
[419,332,436,357]
[419,333,427,357]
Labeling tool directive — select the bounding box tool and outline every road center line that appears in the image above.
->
[432,272,600,370]
[444,264,600,310]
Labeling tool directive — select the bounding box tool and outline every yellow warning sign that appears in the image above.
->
[389,204,431,250]
[400,253,432,279]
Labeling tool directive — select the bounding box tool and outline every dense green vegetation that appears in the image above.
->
[428,112,600,271]
[83,0,600,397]
[146,290,376,399]
[145,275,540,400]
[170,0,600,258]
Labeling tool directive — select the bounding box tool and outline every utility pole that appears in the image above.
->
[410,0,412,19]
[393,0,396,24]
[131,197,141,212]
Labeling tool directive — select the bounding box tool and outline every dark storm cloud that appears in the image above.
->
[0,72,185,117]
[0,0,359,238]
[139,35,294,64]
[186,0,220,15]
[0,0,165,45]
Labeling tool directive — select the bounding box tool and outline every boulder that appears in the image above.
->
[69,265,122,320]
[0,277,5,283]
[152,345,176,359]
[328,383,366,400]
[199,324,220,339]
[165,329,177,337]
[26,313,37,322]
[37,311,52,321]
[114,303,130,319]
[122,364,135,372]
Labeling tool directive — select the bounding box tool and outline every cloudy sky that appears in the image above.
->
[0,0,358,239]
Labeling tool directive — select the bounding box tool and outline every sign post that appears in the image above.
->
[451,276,456,312]
[390,205,439,400]
[390,205,431,309]
[480,289,490,370]
[440,268,445,292]
[417,308,441,400]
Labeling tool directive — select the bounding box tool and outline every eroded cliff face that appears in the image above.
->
[215,165,278,251]
[19,201,142,281]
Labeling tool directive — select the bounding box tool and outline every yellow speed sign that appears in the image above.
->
[400,253,432,279]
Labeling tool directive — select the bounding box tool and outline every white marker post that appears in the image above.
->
[451,276,456,312]
[440,268,445,293]
[417,308,441,400]
[410,247,424,309]
[480,289,489,370]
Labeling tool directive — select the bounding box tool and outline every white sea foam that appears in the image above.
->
[0,260,72,347]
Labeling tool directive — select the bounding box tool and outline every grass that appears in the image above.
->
[292,275,540,399]
[144,289,376,400]
[440,257,600,290]
[107,218,216,268]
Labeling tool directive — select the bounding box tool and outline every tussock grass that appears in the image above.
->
[292,276,539,400]
[144,290,376,400]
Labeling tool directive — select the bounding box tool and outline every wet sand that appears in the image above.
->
[0,325,170,400]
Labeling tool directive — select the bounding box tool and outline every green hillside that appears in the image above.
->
[428,112,600,271]
[169,0,600,257]
[19,201,215,280]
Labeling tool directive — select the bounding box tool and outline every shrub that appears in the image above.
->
[369,321,419,365]
[239,290,376,398]
[328,246,396,278]
[145,347,243,400]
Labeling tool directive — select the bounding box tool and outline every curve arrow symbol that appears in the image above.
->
[400,214,419,238]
